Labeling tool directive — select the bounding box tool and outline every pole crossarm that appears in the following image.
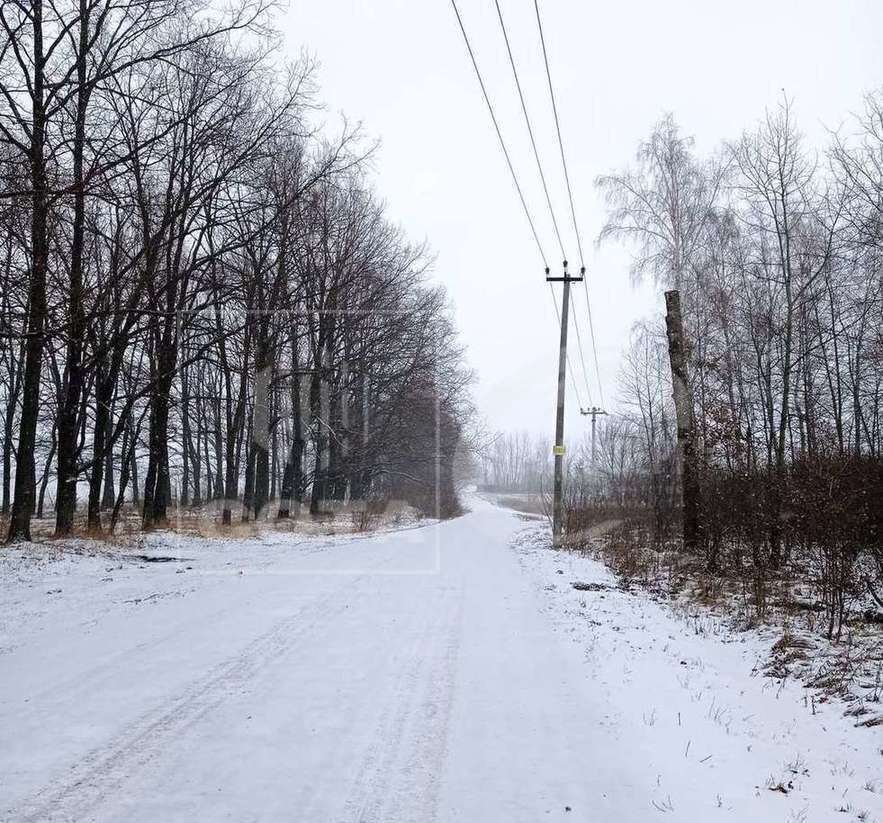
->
[546,263,585,283]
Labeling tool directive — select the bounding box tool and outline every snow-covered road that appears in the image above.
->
[2,499,880,822]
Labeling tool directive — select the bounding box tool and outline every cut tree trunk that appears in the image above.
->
[664,290,702,557]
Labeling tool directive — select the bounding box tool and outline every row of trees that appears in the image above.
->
[477,431,550,493]
[0,0,470,541]
[581,94,883,637]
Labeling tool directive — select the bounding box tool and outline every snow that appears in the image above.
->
[1,497,881,822]
[512,517,883,822]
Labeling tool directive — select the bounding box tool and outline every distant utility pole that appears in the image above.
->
[549,261,584,544]
[580,406,607,463]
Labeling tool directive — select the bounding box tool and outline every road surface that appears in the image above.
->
[2,500,654,822]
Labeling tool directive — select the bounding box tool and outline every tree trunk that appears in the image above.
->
[87,367,116,532]
[278,334,304,520]
[252,353,270,519]
[36,427,56,519]
[180,362,191,507]
[664,290,702,557]
[101,396,116,510]
[8,0,48,543]
[1,365,20,514]
[54,0,91,538]
[129,410,140,506]
[241,433,255,523]
[309,360,325,516]
[143,341,173,528]
[111,414,139,534]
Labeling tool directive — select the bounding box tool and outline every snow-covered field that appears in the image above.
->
[1,498,881,822]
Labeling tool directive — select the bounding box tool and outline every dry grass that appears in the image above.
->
[0,498,424,546]
[580,521,883,726]
[492,493,548,517]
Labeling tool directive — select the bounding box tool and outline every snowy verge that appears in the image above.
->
[512,523,883,823]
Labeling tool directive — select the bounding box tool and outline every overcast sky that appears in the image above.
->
[283,0,883,440]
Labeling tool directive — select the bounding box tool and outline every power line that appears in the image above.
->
[449,0,548,270]
[547,283,583,409]
[563,281,595,410]
[582,277,605,407]
[569,285,594,405]
[492,0,566,263]
[532,0,583,269]
[451,0,591,418]
[450,0,586,410]
[492,0,595,406]
[450,0,596,540]
[533,0,605,407]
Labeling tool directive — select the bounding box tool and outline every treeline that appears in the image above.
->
[580,95,883,637]
[478,431,551,494]
[0,0,470,541]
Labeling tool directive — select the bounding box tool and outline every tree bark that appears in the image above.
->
[278,332,305,520]
[8,0,48,542]
[54,0,91,538]
[664,290,702,557]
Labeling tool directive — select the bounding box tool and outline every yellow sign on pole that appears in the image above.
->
[553,445,565,456]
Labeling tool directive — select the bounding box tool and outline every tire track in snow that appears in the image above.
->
[17,528,408,706]
[340,580,464,823]
[340,600,446,821]
[11,567,387,823]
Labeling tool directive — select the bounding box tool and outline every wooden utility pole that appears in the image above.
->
[580,406,607,463]
[549,262,583,544]
[664,290,700,553]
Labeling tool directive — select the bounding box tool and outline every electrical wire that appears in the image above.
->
[532,0,582,268]
[569,285,594,406]
[533,0,606,408]
[582,277,605,407]
[450,0,589,409]
[493,0,595,405]
[493,0,566,264]
[547,283,583,409]
[450,0,548,270]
